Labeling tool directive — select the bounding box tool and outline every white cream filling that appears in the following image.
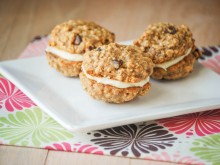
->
[45,46,83,61]
[155,48,192,70]
[82,66,149,88]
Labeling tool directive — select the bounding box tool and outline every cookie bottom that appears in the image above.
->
[151,50,199,80]
[46,52,82,77]
[80,72,151,103]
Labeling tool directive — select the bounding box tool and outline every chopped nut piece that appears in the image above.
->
[165,26,177,34]
[97,47,102,51]
[74,34,82,45]
[112,59,123,69]
[88,46,93,51]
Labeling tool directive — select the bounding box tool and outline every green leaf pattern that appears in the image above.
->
[191,134,220,165]
[0,108,73,146]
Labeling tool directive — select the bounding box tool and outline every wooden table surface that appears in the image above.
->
[0,0,219,164]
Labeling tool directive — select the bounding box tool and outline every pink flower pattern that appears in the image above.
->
[0,77,36,112]
[0,101,2,109]
[45,142,104,155]
[158,109,220,136]
[200,58,220,74]
[145,152,204,165]
[45,142,72,152]
[199,45,220,74]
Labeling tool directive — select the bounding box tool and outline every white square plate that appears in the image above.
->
[1,41,220,132]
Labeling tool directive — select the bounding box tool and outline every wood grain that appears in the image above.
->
[46,151,130,165]
[0,145,48,165]
[130,158,184,165]
[0,145,183,165]
[0,0,220,164]
[45,150,182,165]
[0,0,220,61]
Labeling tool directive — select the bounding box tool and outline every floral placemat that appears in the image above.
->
[1,36,220,165]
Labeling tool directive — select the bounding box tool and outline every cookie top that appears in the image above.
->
[48,20,115,54]
[133,23,195,64]
[82,43,154,83]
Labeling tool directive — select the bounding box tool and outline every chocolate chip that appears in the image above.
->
[111,32,115,36]
[112,60,123,69]
[144,47,150,53]
[165,26,177,34]
[97,47,102,51]
[88,46,93,51]
[74,34,82,45]
[193,48,202,59]
[105,39,110,44]
[194,48,199,54]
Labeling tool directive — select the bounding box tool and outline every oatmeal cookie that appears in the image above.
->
[151,47,201,80]
[134,22,201,80]
[46,20,115,77]
[46,52,82,77]
[80,43,154,103]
